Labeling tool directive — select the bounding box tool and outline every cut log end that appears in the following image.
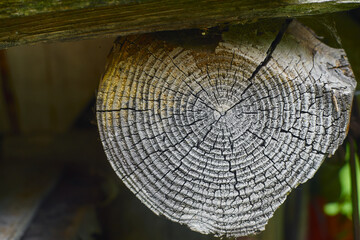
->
[96,20,356,237]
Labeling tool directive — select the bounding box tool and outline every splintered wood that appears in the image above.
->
[96,20,356,237]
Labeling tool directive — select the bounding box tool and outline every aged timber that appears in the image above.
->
[1,0,360,49]
[96,20,356,237]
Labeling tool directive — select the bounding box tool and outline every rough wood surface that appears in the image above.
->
[96,20,356,237]
[1,0,360,49]
[21,171,103,240]
[0,164,60,240]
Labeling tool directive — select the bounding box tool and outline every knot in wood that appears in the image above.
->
[96,21,356,237]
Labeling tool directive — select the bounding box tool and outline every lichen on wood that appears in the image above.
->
[96,20,356,237]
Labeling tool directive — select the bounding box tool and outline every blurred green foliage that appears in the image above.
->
[324,144,360,218]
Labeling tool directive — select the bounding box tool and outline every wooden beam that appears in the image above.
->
[21,170,103,240]
[0,163,60,240]
[1,0,360,49]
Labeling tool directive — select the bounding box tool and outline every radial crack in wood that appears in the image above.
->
[96,20,356,237]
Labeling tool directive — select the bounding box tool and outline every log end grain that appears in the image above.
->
[96,20,356,237]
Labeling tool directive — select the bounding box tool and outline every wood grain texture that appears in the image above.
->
[0,164,60,240]
[20,171,103,240]
[96,20,356,237]
[1,0,360,49]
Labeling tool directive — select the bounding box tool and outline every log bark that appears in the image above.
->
[1,0,360,49]
[96,20,356,237]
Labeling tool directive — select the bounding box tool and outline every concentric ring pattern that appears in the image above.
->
[97,26,355,237]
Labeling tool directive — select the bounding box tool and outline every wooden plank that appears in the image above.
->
[0,50,19,134]
[1,0,360,49]
[0,163,60,240]
[3,38,113,134]
[20,170,103,240]
[1,131,107,164]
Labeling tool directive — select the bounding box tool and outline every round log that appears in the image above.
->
[96,20,356,237]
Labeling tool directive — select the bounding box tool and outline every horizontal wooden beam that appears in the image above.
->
[1,0,360,49]
[0,163,60,240]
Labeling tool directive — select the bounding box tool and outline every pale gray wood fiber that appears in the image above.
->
[96,21,356,237]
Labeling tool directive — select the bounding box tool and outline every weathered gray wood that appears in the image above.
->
[0,164,60,240]
[21,171,102,240]
[96,20,356,237]
[1,0,360,49]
